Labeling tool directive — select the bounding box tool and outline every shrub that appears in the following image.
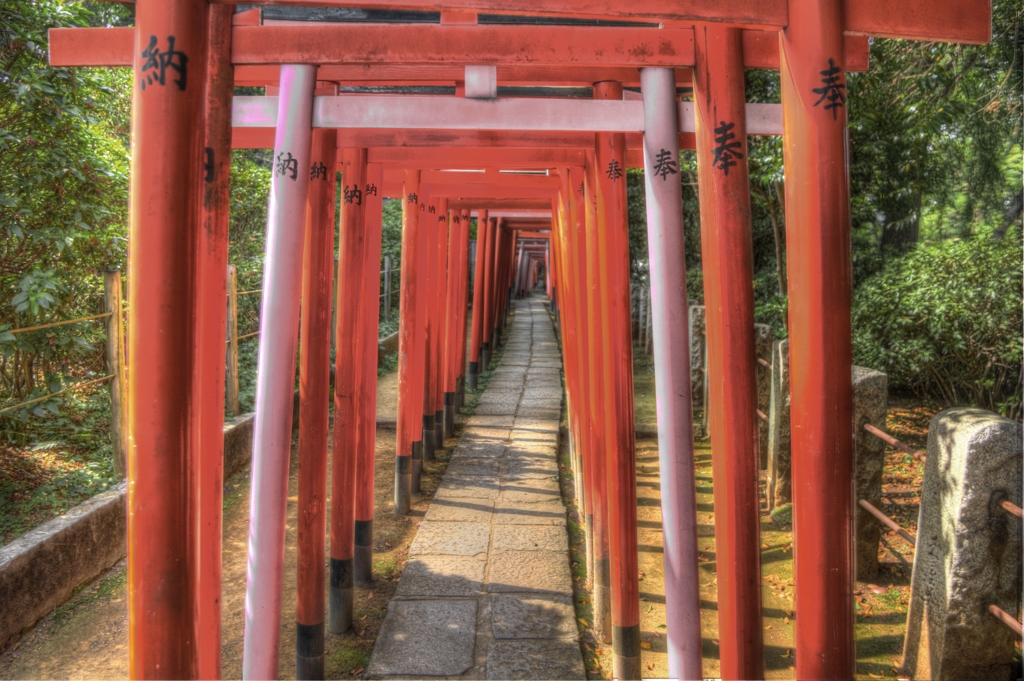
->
[852,235,1022,417]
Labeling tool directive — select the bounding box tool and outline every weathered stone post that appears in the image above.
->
[754,324,773,469]
[767,339,790,511]
[689,303,705,408]
[902,408,1022,681]
[851,366,887,581]
[689,305,705,404]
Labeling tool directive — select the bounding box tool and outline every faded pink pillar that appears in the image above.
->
[640,67,702,679]
[243,64,316,680]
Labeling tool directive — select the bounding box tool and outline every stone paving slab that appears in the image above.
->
[367,599,478,677]
[424,497,496,524]
[486,640,587,680]
[494,499,567,526]
[499,477,562,504]
[505,457,559,480]
[487,550,573,594]
[409,521,492,557]
[446,457,501,477]
[435,475,501,501]
[463,414,516,428]
[369,297,583,680]
[394,555,487,597]
[490,594,577,640]
[492,525,568,552]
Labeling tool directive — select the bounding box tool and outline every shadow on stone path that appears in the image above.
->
[367,296,585,680]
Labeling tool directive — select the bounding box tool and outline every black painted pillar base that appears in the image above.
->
[468,361,479,390]
[612,624,642,681]
[411,440,423,493]
[296,622,325,680]
[481,341,490,371]
[328,557,353,634]
[395,454,411,514]
[434,409,444,448]
[422,415,435,462]
[443,392,456,438]
[354,519,373,587]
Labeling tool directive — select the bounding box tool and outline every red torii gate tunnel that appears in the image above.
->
[51,1,988,679]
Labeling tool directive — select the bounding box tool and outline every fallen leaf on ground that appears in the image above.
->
[578,618,589,627]
[640,641,652,649]
[764,625,772,630]
[366,592,374,600]
[781,649,791,658]
[350,668,363,675]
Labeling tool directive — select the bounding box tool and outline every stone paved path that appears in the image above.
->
[367,297,585,680]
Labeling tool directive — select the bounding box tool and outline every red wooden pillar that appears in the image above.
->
[568,165,596,583]
[480,217,497,368]
[552,183,581,505]
[355,162,385,586]
[594,80,642,681]
[693,26,764,680]
[455,209,472,408]
[195,6,233,678]
[395,171,424,514]
[583,152,612,646]
[456,206,471,405]
[413,190,431,492]
[328,147,366,638]
[494,220,505,347]
[467,209,488,388]
[781,3,855,677]
[126,0,207,674]
[296,129,338,677]
[421,198,439,467]
[442,205,461,437]
[433,199,449,447]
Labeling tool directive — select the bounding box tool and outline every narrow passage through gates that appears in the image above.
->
[368,296,586,679]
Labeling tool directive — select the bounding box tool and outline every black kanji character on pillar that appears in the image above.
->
[275,152,298,180]
[453,215,461,224]
[365,183,378,197]
[310,162,327,181]
[438,214,446,222]
[407,193,418,204]
[203,148,215,183]
[428,205,436,214]
[578,182,585,197]
[812,58,846,120]
[139,35,188,92]
[652,148,678,180]
[711,121,744,176]
[606,160,623,182]
[343,185,363,205]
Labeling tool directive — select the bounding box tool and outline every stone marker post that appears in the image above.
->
[754,324,773,469]
[767,339,790,511]
[902,408,1022,681]
[851,366,887,581]
[689,304,705,408]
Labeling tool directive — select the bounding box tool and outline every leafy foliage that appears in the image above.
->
[0,0,131,415]
[852,234,1023,416]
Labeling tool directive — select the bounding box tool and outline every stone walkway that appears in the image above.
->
[367,297,585,680]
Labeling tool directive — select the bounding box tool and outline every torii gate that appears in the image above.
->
[49,2,989,680]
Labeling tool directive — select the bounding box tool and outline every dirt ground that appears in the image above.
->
[0,369,458,680]
[556,351,945,680]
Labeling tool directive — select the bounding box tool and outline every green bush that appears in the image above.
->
[852,235,1022,417]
